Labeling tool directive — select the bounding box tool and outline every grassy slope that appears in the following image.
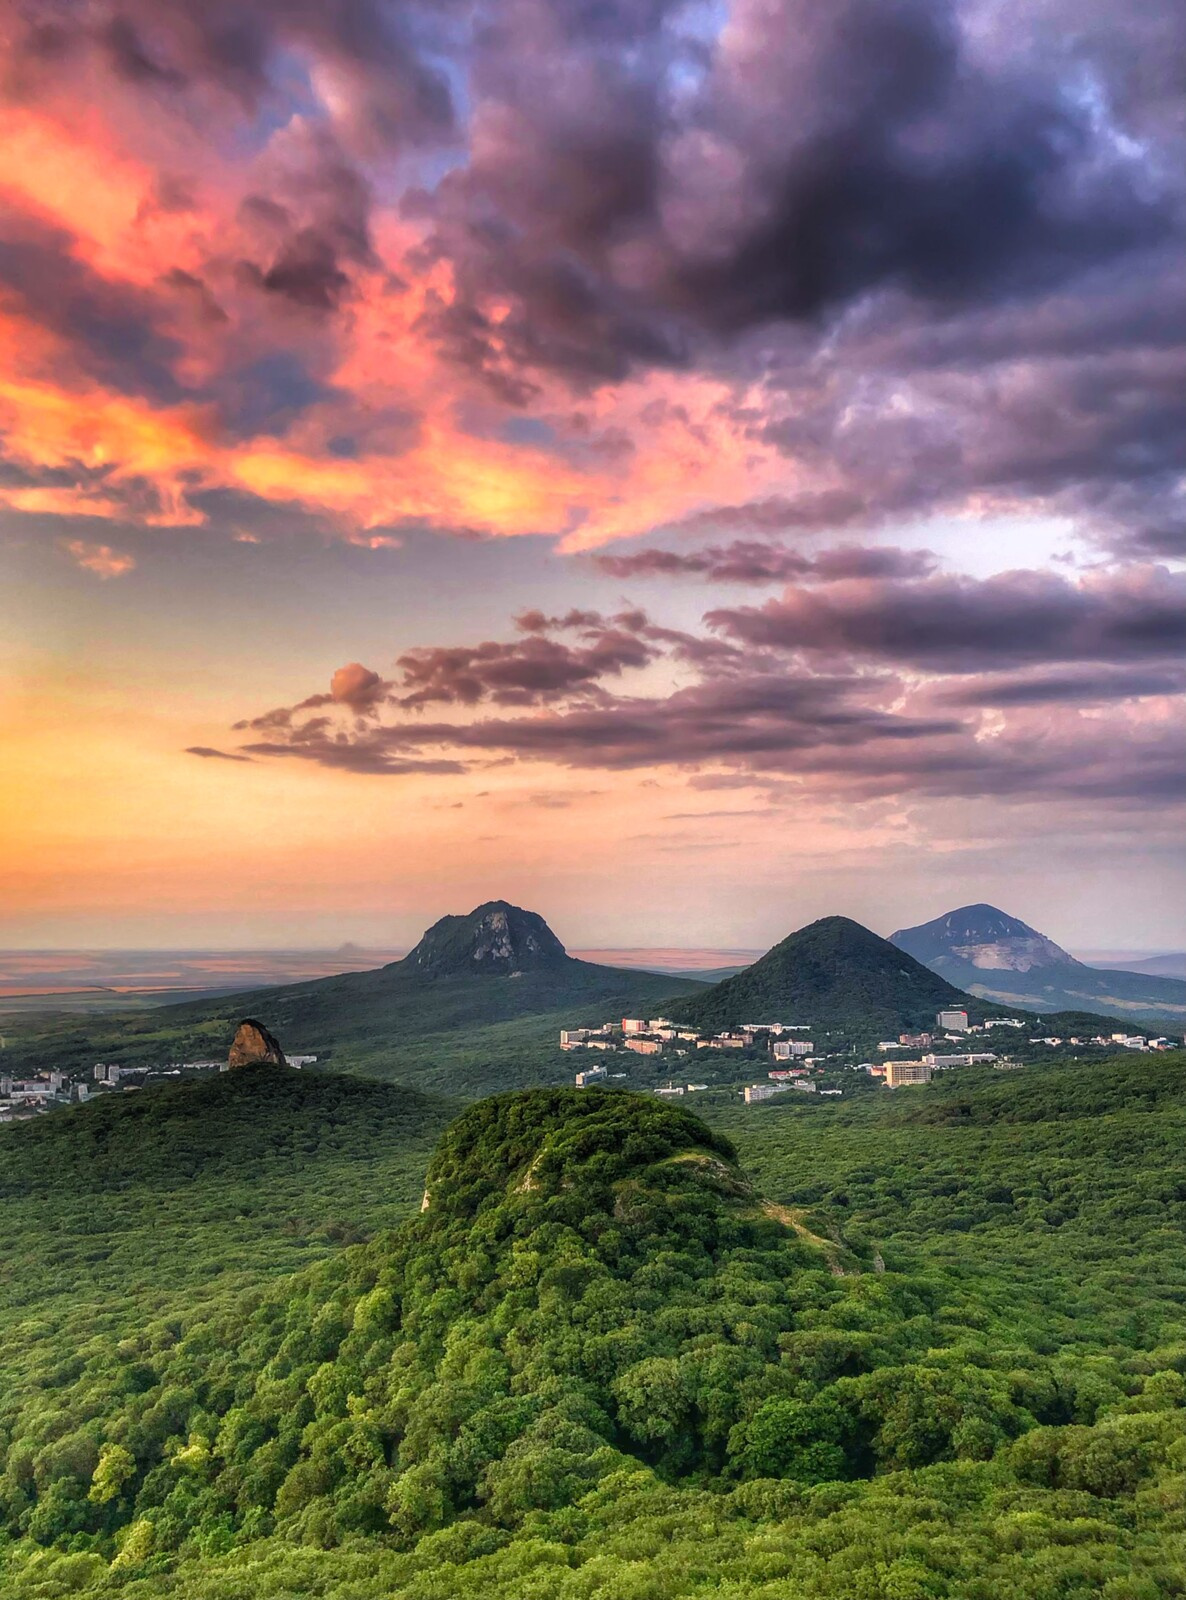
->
[0,960,702,1092]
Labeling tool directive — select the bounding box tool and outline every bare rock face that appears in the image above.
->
[403,900,570,977]
[228,1018,287,1070]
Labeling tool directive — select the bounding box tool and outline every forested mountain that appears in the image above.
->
[668,915,985,1034]
[892,903,1186,1025]
[668,915,1131,1040]
[1,1062,1184,1598]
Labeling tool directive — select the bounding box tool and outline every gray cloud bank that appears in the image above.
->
[217,563,1185,809]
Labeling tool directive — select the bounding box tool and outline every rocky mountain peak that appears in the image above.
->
[890,904,1078,973]
[403,901,571,977]
[228,1018,287,1069]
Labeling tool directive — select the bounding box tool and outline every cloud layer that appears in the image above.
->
[213,564,1185,814]
[0,0,1179,557]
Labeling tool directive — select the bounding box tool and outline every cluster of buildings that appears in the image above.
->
[0,1072,89,1120]
[563,1017,812,1063]
[566,1015,822,1098]
[0,1047,320,1124]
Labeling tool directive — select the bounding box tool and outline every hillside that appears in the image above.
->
[0,903,705,1092]
[667,914,985,1035]
[892,903,1186,1025]
[0,1066,453,1378]
[1,1070,1184,1599]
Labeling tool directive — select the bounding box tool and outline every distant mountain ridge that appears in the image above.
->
[3,903,706,1095]
[891,904,1186,1025]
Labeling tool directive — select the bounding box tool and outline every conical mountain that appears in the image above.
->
[891,903,1186,1025]
[890,903,1078,975]
[402,900,571,976]
[667,915,975,1035]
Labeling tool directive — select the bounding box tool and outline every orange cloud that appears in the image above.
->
[0,89,800,550]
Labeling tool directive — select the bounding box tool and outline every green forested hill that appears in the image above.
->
[0,1062,1184,1598]
[668,914,985,1033]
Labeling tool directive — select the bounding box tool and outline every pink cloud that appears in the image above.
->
[61,539,136,578]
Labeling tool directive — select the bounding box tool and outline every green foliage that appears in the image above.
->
[0,1059,1183,1598]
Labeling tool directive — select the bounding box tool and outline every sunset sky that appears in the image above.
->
[1,0,1182,952]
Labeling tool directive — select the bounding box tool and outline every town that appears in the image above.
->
[0,1052,318,1123]
[560,1008,1180,1102]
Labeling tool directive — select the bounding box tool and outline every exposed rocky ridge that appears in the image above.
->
[228,1017,286,1069]
[891,904,1186,1024]
[401,900,572,977]
[890,904,1078,974]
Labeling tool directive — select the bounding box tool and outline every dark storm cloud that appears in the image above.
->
[595,542,936,584]
[423,0,1174,373]
[2,0,1177,564]
[235,135,379,315]
[407,0,1182,558]
[935,666,1186,708]
[8,0,455,143]
[707,566,1186,672]
[0,219,184,402]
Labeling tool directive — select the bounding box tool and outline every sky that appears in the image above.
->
[0,0,1183,953]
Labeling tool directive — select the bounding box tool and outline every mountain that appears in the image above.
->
[1088,952,1186,980]
[890,903,1077,974]
[891,904,1186,1025]
[404,900,570,975]
[666,915,983,1036]
[1,904,705,1095]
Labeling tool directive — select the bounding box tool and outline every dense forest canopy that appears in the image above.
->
[0,1062,1183,1596]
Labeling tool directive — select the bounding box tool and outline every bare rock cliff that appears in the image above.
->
[228,1018,287,1069]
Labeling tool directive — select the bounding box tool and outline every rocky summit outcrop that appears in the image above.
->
[402,900,571,977]
[228,1018,287,1069]
[891,904,1077,975]
[890,904,1186,1024]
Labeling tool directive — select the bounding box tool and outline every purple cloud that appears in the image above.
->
[595,542,937,584]
[707,565,1186,672]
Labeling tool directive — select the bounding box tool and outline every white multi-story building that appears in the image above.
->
[744,1082,789,1103]
[772,1039,813,1060]
[886,1061,933,1087]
